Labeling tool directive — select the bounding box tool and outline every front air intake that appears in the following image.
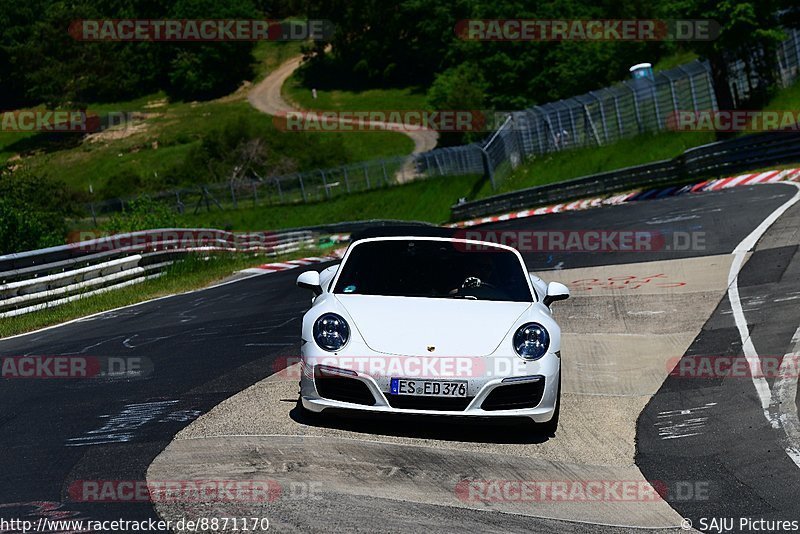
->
[314,366,376,406]
[481,379,545,411]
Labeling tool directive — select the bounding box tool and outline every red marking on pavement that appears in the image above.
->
[571,274,686,291]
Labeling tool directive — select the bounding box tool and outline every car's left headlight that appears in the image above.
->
[513,322,550,360]
[313,313,350,351]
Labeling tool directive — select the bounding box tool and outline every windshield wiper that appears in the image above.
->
[449,295,478,300]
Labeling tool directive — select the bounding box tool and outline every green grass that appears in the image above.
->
[653,50,700,72]
[762,79,800,116]
[0,250,314,339]
[178,174,484,230]
[284,74,429,113]
[170,128,716,233]
[9,99,413,196]
[2,43,413,197]
[252,40,304,83]
[480,130,717,198]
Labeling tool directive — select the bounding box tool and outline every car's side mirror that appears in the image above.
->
[528,274,548,301]
[543,282,570,306]
[297,270,322,296]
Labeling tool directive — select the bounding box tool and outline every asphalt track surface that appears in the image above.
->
[1,183,799,533]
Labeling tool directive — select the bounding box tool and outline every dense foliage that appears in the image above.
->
[0,0,262,109]
[0,169,80,253]
[298,0,799,110]
[3,0,796,112]
[103,196,178,234]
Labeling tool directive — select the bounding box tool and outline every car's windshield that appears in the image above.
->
[333,239,533,302]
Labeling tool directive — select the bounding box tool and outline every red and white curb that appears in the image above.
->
[450,168,800,228]
[240,248,347,275]
[235,167,800,276]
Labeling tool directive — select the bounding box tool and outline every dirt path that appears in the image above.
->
[248,55,438,156]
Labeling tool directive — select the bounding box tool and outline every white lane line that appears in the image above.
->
[727,182,800,468]
[769,326,800,464]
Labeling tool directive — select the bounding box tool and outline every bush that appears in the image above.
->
[0,200,65,253]
[0,169,76,253]
[103,196,178,234]
[100,169,144,200]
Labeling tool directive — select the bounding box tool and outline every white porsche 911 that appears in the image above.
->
[295,227,569,432]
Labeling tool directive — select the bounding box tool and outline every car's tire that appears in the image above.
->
[540,373,561,435]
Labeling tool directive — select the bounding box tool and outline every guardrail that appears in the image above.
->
[451,128,800,221]
[0,228,315,318]
[0,220,437,319]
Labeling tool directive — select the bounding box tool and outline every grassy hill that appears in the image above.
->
[1,41,414,201]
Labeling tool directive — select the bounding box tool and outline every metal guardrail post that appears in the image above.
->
[479,147,496,191]
[275,177,283,203]
[677,65,699,111]
[298,174,307,203]
[651,80,662,130]
[229,181,238,209]
[626,82,643,133]
[590,92,609,145]
[320,171,330,199]
[343,167,351,193]
[613,95,624,137]
[793,30,800,82]
[175,191,184,214]
[667,77,679,116]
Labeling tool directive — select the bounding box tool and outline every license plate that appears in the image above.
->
[390,378,468,397]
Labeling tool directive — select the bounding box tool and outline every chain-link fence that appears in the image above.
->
[475,59,718,185]
[732,27,800,105]
[91,147,488,217]
[90,28,800,216]
[478,28,800,185]
[92,155,419,216]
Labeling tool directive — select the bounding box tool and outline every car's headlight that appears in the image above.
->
[313,313,350,351]
[513,322,550,360]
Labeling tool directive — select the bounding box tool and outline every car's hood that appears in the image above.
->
[335,294,531,357]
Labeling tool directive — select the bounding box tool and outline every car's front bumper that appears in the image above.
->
[299,351,560,423]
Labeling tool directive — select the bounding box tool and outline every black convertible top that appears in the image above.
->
[349,225,458,243]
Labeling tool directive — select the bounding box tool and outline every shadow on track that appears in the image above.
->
[286,399,554,444]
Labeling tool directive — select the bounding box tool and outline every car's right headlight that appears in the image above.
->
[313,313,350,351]
[513,322,550,360]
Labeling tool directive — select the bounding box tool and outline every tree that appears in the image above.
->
[165,0,259,100]
[0,169,75,253]
[428,63,489,144]
[658,0,798,111]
